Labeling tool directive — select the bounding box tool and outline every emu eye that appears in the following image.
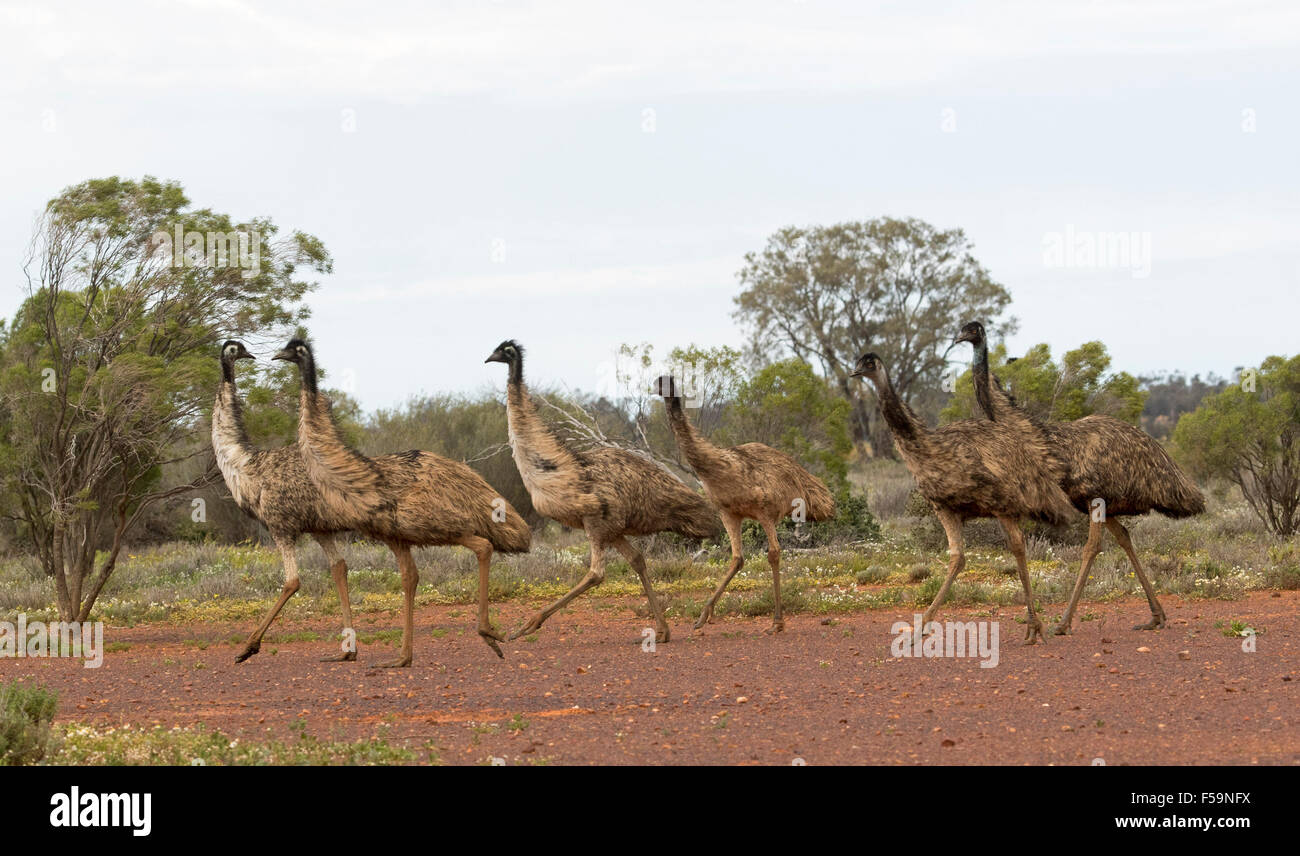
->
[297,346,306,354]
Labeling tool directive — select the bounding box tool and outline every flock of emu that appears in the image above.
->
[212,322,1203,667]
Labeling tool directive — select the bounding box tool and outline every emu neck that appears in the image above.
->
[971,339,996,421]
[221,355,235,384]
[300,359,318,396]
[212,369,255,506]
[872,369,926,446]
[665,397,717,475]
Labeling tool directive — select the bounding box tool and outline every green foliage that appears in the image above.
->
[1172,354,1300,536]
[940,340,1146,425]
[719,358,853,494]
[0,176,328,619]
[0,682,59,766]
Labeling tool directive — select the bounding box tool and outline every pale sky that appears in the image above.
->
[2,0,1296,409]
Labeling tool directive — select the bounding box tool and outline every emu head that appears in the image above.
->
[221,340,254,362]
[952,320,986,348]
[652,375,682,398]
[850,352,885,383]
[271,338,313,364]
[484,340,523,365]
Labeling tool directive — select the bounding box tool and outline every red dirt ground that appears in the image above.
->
[3,592,1297,765]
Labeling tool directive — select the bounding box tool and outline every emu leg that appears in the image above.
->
[998,516,1045,644]
[236,536,299,663]
[694,510,745,631]
[1105,518,1167,630]
[920,509,966,640]
[761,517,784,633]
[1056,520,1104,636]
[376,544,417,668]
[509,532,607,640]
[315,534,357,662]
[613,536,670,643]
[459,534,504,658]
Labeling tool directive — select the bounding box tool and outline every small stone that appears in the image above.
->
[736,696,749,704]
[1137,646,1152,653]
[1178,651,1191,661]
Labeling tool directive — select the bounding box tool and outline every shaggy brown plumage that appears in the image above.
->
[656,376,833,633]
[954,320,1205,633]
[210,341,358,664]
[852,351,1078,642]
[486,341,721,643]
[278,339,531,665]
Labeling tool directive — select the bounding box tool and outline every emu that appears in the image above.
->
[952,321,1204,633]
[852,351,1077,642]
[654,374,834,633]
[485,341,720,643]
[278,338,531,666]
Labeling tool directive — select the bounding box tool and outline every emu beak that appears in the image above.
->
[484,351,504,364]
[271,348,293,361]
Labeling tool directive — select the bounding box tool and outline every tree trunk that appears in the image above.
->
[50,520,75,622]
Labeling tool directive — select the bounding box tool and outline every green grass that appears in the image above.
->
[0,471,1295,629]
[50,722,436,766]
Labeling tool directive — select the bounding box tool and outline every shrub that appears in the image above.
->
[0,682,58,766]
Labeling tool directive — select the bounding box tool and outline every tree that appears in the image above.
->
[0,177,328,621]
[1173,355,1300,536]
[940,340,1146,425]
[733,217,1014,456]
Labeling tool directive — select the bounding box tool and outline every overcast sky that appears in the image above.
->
[1,0,1296,410]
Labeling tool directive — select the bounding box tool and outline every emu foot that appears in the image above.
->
[234,642,260,663]
[655,626,671,644]
[692,607,716,632]
[508,615,544,642]
[1024,619,1046,645]
[1133,614,1167,631]
[764,619,785,635]
[375,655,412,669]
[479,627,505,659]
[1053,622,1073,637]
[320,650,357,662]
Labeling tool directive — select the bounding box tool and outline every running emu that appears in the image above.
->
[851,352,1078,642]
[485,341,721,643]
[278,338,531,665]
[654,375,834,633]
[211,341,356,664]
[952,321,1205,633]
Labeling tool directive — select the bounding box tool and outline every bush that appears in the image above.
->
[1173,354,1300,536]
[741,492,882,549]
[0,682,58,766]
